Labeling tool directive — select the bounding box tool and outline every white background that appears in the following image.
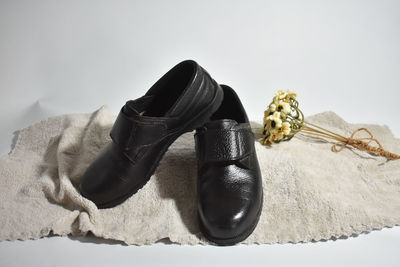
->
[0,0,399,266]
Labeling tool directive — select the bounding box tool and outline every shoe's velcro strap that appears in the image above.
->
[195,128,254,163]
[110,111,166,150]
[123,95,154,115]
[110,103,168,164]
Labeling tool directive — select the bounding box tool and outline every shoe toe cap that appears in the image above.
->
[79,143,132,206]
[199,196,260,241]
[198,164,263,243]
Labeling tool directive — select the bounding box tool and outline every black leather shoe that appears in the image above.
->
[195,85,263,245]
[80,60,224,208]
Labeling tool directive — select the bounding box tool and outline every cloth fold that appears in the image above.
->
[1,106,399,244]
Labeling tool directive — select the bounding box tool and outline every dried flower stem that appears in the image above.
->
[298,121,400,160]
[290,118,400,160]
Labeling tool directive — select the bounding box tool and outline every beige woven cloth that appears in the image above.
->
[1,106,399,244]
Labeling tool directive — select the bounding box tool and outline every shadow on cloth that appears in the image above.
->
[154,147,201,238]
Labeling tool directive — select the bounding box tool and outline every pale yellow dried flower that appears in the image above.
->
[276,101,291,114]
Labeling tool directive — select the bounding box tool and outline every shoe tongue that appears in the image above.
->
[204,119,238,129]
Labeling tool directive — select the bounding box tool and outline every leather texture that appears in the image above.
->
[195,85,263,245]
[80,60,224,208]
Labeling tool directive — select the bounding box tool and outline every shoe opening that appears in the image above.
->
[210,85,248,123]
[143,60,196,117]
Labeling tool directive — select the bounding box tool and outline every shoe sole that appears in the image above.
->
[198,190,263,246]
[95,86,224,209]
